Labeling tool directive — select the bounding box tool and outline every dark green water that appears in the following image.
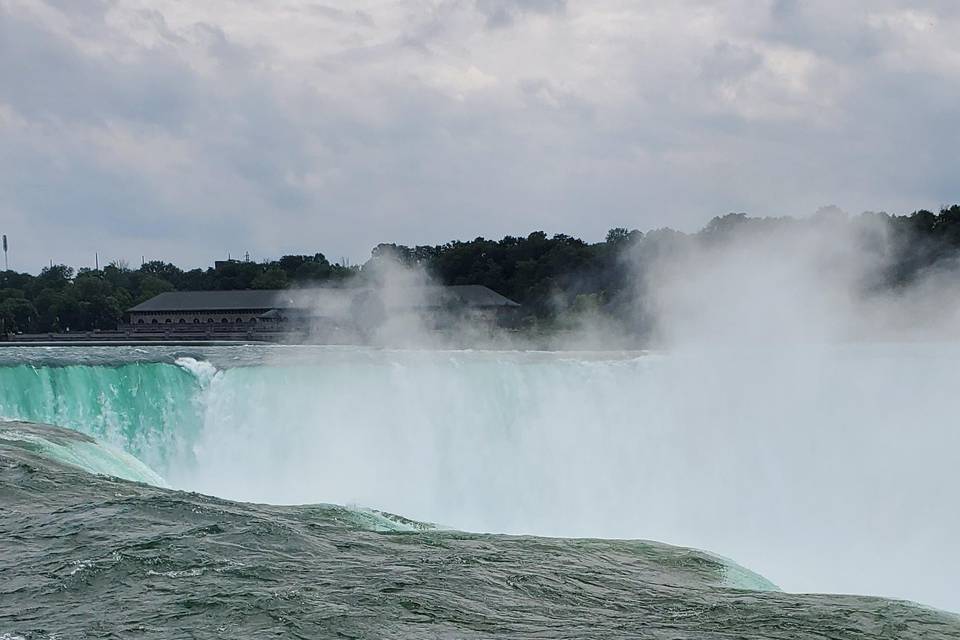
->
[2,421,958,639]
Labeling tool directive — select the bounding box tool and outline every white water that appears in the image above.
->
[157,345,960,612]
[0,424,168,487]
[1,345,957,611]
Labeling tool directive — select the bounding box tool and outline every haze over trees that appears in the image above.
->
[1,205,959,335]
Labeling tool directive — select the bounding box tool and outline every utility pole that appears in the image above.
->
[2,235,7,271]
[95,252,99,270]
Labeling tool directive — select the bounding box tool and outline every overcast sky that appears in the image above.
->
[1,0,958,272]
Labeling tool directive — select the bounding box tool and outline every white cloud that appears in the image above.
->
[0,0,958,270]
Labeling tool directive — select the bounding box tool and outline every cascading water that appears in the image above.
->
[0,359,202,473]
[0,344,958,613]
[0,421,167,486]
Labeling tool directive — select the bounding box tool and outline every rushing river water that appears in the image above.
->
[1,344,958,637]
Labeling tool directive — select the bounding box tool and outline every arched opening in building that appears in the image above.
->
[164,319,172,324]
[137,319,144,325]
[193,318,200,324]
[235,317,243,324]
[178,318,186,324]
[221,318,229,324]
[151,319,158,325]
[207,318,214,323]
[249,318,257,324]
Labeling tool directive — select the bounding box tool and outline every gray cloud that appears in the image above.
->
[475,0,566,28]
[0,1,958,271]
[300,5,375,27]
[0,9,193,127]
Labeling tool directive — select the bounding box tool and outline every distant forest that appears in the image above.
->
[1,205,959,334]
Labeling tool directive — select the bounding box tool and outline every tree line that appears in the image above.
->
[1,205,959,334]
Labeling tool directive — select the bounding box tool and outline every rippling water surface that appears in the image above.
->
[1,345,959,637]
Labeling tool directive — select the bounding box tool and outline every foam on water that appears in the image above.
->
[0,421,167,486]
[174,356,220,388]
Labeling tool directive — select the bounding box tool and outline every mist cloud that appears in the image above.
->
[637,213,960,348]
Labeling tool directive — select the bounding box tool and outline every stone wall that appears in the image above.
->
[129,310,269,327]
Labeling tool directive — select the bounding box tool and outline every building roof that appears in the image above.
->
[128,285,519,313]
[128,290,297,313]
[414,285,521,309]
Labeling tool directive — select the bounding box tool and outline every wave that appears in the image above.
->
[0,420,167,486]
[0,418,774,587]
[174,356,220,387]
[3,422,956,639]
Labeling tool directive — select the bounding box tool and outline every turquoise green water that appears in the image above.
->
[0,361,202,471]
[0,420,167,486]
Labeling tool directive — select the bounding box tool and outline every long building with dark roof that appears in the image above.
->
[126,286,520,328]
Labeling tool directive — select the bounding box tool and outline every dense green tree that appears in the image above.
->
[36,265,74,290]
[252,268,289,290]
[136,275,175,304]
[0,297,36,333]
[3,204,960,335]
[140,261,184,285]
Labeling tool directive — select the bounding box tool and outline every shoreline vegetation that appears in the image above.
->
[2,205,960,339]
